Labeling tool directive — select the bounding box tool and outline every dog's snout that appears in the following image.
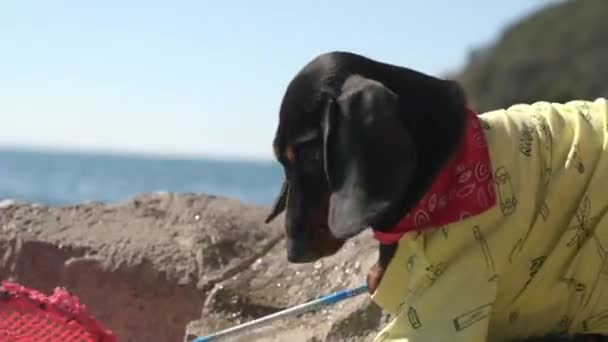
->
[286,239,322,263]
[287,250,320,263]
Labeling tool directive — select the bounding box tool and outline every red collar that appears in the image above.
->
[373,108,496,244]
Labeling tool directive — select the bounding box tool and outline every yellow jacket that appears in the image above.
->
[371,98,608,341]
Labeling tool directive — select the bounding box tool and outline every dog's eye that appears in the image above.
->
[297,143,322,170]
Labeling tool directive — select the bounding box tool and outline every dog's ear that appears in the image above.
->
[321,75,416,239]
[265,180,288,223]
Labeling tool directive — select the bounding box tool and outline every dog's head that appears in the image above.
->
[265,51,466,263]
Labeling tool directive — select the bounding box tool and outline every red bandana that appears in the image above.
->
[373,108,496,245]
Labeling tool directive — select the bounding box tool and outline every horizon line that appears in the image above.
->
[0,143,278,164]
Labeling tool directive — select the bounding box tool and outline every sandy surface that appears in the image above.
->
[0,193,599,342]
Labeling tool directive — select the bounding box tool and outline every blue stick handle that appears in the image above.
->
[193,284,368,342]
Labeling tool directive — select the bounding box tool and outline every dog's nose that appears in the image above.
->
[287,252,320,263]
[287,244,321,264]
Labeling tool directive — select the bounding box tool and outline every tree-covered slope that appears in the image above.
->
[457,0,608,112]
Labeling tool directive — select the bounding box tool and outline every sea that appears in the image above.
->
[0,148,283,207]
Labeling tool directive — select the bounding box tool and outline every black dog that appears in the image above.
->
[265,51,466,288]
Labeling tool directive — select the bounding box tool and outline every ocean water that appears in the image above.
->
[0,148,283,207]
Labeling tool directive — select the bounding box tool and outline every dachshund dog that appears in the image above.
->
[265,51,608,341]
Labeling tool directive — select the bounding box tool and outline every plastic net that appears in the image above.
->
[0,281,116,342]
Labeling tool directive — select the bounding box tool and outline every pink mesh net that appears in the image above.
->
[0,281,116,342]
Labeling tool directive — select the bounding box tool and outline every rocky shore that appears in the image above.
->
[0,193,382,342]
[0,193,596,342]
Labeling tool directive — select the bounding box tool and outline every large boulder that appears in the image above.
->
[0,193,381,342]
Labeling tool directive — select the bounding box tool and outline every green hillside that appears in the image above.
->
[457,0,608,112]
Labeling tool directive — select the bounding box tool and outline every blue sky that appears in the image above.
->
[0,1,557,160]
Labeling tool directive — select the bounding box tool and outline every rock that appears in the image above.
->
[185,227,380,342]
[0,199,16,209]
[0,193,289,342]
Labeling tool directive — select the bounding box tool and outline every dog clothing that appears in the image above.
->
[371,98,608,341]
